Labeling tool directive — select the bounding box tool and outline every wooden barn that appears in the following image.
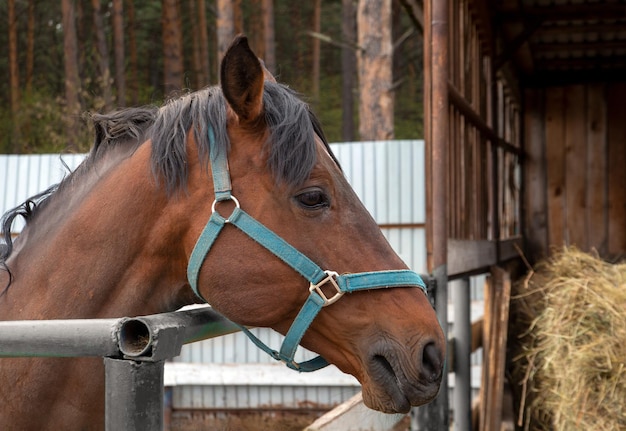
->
[407,0,626,430]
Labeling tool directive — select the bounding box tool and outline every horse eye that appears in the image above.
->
[296,189,329,210]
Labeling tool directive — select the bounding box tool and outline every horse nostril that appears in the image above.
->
[421,341,443,382]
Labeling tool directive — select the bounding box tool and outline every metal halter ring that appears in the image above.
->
[211,195,240,223]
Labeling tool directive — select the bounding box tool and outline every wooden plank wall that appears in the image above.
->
[448,0,489,241]
[524,82,626,261]
[447,0,521,245]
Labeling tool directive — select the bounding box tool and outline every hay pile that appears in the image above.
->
[510,247,626,431]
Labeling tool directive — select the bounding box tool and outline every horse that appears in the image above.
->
[0,36,444,430]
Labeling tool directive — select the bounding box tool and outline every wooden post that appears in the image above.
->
[415,0,449,429]
[479,267,511,431]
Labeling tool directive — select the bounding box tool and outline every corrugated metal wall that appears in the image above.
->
[332,140,427,272]
[0,153,85,233]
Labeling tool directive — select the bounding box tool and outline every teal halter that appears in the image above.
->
[187,127,427,372]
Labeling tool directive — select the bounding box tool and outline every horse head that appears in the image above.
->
[181,36,445,413]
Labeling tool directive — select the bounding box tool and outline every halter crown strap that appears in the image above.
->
[187,126,427,372]
[209,126,232,202]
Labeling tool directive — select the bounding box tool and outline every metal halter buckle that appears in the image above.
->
[309,270,343,307]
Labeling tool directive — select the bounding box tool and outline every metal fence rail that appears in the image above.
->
[0,307,241,431]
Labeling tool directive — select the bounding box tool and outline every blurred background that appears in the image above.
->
[0,0,424,154]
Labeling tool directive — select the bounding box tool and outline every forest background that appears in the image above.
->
[1,0,424,154]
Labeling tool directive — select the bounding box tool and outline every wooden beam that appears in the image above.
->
[523,68,626,87]
[418,0,449,428]
[586,84,609,256]
[535,58,626,70]
[468,0,493,53]
[448,82,521,155]
[305,393,407,431]
[523,89,549,261]
[497,3,626,21]
[607,82,626,255]
[544,87,566,249]
[533,40,626,54]
[448,238,522,278]
[448,239,495,277]
[536,22,626,36]
[564,85,588,249]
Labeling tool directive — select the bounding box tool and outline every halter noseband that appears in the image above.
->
[187,127,427,372]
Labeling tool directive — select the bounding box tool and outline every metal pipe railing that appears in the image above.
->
[0,318,123,357]
[0,307,240,359]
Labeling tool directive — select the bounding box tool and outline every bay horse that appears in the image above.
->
[0,36,444,430]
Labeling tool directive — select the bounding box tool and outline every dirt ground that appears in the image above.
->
[168,410,411,431]
[169,410,324,431]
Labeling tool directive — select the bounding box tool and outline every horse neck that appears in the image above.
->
[0,143,197,321]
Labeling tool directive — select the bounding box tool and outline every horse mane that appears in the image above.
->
[0,106,156,290]
[1,81,332,286]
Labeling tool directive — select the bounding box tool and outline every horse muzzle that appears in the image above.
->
[362,337,445,413]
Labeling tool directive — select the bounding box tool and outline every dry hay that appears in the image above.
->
[510,247,626,431]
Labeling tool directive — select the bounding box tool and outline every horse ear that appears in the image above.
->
[220,35,265,123]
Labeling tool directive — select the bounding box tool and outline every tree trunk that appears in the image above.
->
[8,0,20,151]
[197,0,211,85]
[162,0,184,95]
[190,0,202,89]
[341,0,356,141]
[61,0,81,151]
[112,0,126,106]
[311,0,321,105]
[262,0,275,74]
[25,0,35,95]
[125,0,139,105]
[75,1,86,77]
[91,0,113,111]
[7,1,18,103]
[216,0,235,76]
[233,0,244,34]
[249,0,264,59]
[357,0,394,140]
[289,2,304,79]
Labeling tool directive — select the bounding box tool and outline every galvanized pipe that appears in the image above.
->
[453,278,471,431]
[0,307,241,359]
[0,318,122,357]
[118,307,242,361]
[104,357,164,431]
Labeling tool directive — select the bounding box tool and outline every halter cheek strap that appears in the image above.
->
[187,128,428,372]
